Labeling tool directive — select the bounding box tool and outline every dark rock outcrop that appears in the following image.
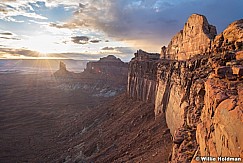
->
[54,61,74,77]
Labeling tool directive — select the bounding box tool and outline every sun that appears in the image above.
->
[23,35,60,54]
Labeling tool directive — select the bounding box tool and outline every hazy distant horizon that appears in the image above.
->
[0,59,90,74]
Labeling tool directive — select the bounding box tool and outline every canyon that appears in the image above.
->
[128,14,243,162]
[1,14,242,163]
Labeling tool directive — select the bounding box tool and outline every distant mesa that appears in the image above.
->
[99,55,122,62]
[59,61,67,72]
[53,55,128,97]
[84,55,128,75]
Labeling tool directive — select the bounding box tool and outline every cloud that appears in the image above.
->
[0,32,13,35]
[0,32,19,40]
[0,48,40,57]
[90,39,101,43]
[0,1,48,22]
[48,0,243,52]
[0,36,20,40]
[101,46,135,54]
[101,47,115,51]
[71,36,89,44]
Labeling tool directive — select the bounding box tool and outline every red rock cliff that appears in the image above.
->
[127,14,243,163]
[167,14,217,60]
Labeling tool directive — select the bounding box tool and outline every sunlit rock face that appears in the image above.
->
[166,14,217,60]
[197,78,243,160]
[212,19,243,53]
[127,14,243,163]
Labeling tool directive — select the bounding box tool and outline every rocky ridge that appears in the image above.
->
[128,14,243,163]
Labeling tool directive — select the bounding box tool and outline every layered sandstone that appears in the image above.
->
[127,14,243,163]
[127,50,159,103]
[197,78,243,161]
[212,19,243,54]
[166,14,217,60]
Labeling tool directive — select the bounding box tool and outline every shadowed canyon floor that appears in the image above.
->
[0,73,172,163]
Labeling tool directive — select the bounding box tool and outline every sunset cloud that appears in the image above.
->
[0,0,242,60]
[49,0,243,52]
[0,47,40,58]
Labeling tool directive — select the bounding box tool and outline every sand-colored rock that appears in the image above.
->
[197,78,243,161]
[212,19,243,53]
[166,14,217,60]
[232,65,243,77]
[236,51,243,60]
[127,14,243,163]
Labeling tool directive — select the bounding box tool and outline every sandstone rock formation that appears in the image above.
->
[127,14,243,163]
[212,19,243,54]
[166,14,217,60]
[197,78,243,160]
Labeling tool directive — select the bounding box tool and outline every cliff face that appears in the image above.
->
[127,14,243,163]
[197,78,243,160]
[167,14,217,60]
[127,50,159,103]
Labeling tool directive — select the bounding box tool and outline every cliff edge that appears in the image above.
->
[128,14,243,163]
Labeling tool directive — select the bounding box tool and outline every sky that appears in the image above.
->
[0,0,242,61]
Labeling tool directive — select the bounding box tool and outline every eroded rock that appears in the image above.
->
[166,14,217,60]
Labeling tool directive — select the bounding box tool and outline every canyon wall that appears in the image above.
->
[197,78,243,160]
[127,14,243,162]
[127,50,159,103]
